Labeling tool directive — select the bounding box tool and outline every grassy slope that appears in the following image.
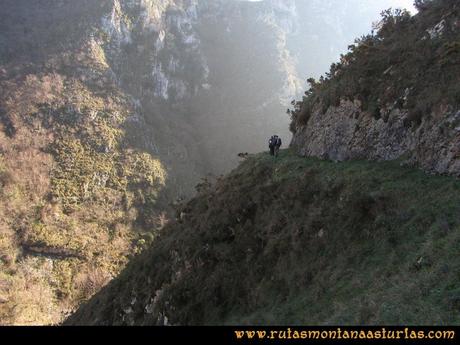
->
[66,150,460,325]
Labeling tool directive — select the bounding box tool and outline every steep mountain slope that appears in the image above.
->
[66,150,460,325]
[290,0,460,176]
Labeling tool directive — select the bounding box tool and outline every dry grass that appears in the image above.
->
[73,268,112,302]
[0,258,61,325]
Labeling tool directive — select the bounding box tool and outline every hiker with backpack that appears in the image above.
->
[268,135,282,157]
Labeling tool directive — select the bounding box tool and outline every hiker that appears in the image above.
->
[268,135,282,157]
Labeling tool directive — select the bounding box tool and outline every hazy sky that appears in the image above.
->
[382,0,417,12]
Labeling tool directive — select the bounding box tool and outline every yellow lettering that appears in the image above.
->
[246,331,255,339]
[308,331,320,339]
[234,331,245,339]
[256,331,266,339]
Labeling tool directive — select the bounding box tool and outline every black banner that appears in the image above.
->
[0,326,458,344]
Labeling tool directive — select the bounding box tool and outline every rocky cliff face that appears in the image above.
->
[291,101,460,176]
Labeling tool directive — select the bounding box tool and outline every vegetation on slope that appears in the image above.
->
[289,0,460,131]
[67,150,460,325]
[0,30,167,325]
